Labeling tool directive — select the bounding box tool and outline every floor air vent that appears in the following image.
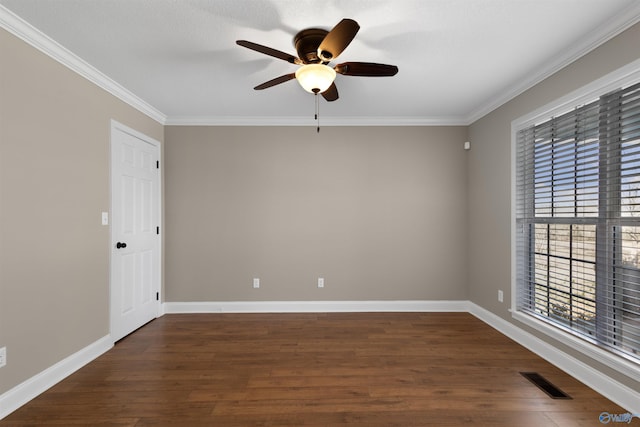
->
[520,372,572,399]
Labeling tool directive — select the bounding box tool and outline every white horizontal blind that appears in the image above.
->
[599,82,640,358]
[516,82,640,362]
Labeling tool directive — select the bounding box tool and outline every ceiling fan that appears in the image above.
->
[236,18,399,102]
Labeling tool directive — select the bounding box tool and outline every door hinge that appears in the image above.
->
[156,292,159,301]
[156,226,160,235]
[156,160,159,169]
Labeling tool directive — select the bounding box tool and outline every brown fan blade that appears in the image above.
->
[236,40,301,65]
[334,62,399,77]
[317,19,360,62]
[254,73,297,90]
[321,82,339,102]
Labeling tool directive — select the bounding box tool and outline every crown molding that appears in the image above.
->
[164,115,468,126]
[0,3,463,129]
[4,2,639,128]
[464,2,640,125]
[0,5,167,125]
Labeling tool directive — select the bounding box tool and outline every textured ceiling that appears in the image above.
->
[2,0,640,125]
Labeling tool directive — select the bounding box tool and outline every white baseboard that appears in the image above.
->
[0,335,113,420]
[468,303,640,414]
[3,302,638,419]
[163,300,470,314]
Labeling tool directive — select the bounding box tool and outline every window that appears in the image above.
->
[515,81,640,365]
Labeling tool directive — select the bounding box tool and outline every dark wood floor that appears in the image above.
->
[1,312,627,426]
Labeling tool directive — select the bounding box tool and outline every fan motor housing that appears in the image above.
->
[294,28,329,64]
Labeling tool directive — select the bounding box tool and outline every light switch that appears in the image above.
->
[101,212,109,225]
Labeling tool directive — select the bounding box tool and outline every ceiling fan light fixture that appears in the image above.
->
[295,64,336,94]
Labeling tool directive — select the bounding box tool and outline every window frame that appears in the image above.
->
[511,58,640,382]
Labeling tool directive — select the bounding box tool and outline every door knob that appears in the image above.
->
[116,242,127,249]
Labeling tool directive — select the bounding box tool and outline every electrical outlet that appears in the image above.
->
[318,277,324,288]
[498,290,504,303]
[253,278,260,289]
[0,347,6,368]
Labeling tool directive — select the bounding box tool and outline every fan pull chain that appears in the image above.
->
[315,93,320,133]
[311,88,321,133]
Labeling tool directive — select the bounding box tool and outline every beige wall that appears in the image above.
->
[3,7,639,406]
[467,22,640,391]
[0,28,163,394]
[164,126,469,302]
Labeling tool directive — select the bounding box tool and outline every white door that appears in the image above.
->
[110,121,161,342]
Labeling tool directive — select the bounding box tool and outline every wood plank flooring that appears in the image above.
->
[0,312,628,426]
